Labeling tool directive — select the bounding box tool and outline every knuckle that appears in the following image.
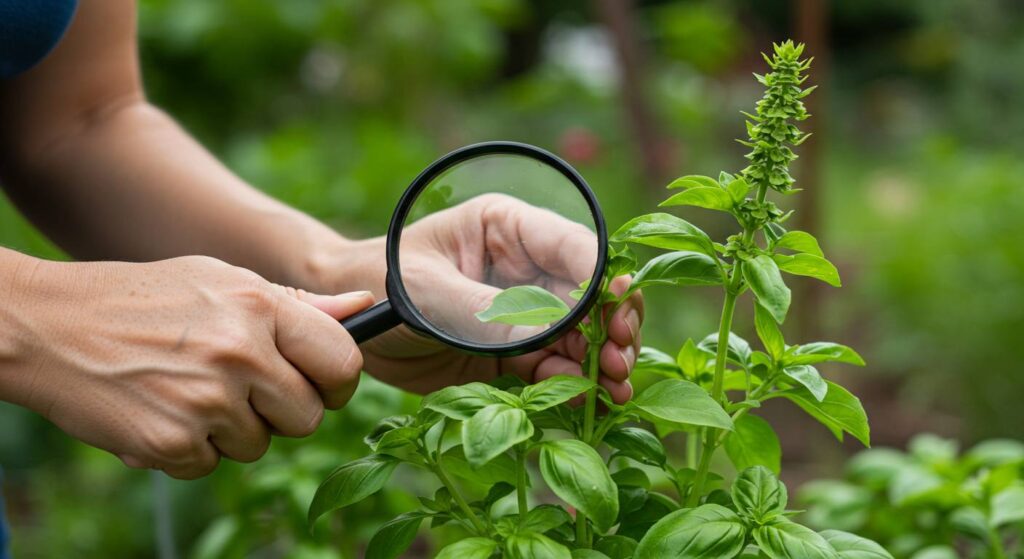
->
[203,327,260,367]
[286,405,324,438]
[142,426,198,463]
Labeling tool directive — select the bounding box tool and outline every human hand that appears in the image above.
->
[1,254,373,479]
[321,194,643,402]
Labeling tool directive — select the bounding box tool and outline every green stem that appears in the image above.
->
[430,464,487,534]
[989,526,1008,559]
[575,510,589,548]
[686,184,769,508]
[686,431,698,470]
[582,338,602,445]
[516,446,528,523]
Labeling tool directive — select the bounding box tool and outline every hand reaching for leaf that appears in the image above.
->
[320,193,643,403]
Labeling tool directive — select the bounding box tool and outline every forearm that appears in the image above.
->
[0,100,350,288]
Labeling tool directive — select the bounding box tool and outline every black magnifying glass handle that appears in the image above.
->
[340,299,402,344]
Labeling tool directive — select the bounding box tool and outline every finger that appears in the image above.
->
[498,200,601,285]
[249,353,324,436]
[160,437,221,480]
[600,341,635,382]
[209,406,271,463]
[275,289,371,409]
[600,376,633,404]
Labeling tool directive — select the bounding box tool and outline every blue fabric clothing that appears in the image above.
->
[1,0,78,79]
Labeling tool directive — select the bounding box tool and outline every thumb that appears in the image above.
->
[288,289,376,319]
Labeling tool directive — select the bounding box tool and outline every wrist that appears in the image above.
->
[303,235,388,299]
[0,249,60,407]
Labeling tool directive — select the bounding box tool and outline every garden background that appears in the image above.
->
[2,0,1023,556]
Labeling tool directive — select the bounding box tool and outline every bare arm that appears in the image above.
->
[0,0,343,288]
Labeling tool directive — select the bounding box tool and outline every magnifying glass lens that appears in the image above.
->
[397,153,600,347]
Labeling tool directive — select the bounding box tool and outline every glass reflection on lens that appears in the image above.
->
[397,154,599,346]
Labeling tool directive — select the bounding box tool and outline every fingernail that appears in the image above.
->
[339,291,373,299]
[626,309,640,341]
[619,345,636,370]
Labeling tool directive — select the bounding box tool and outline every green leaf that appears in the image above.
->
[423,383,503,420]
[634,504,747,558]
[668,175,720,189]
[630,379,734,430]
[742,255,791,323]
[660,186,735,212]
[506,531,572,559]
[572,551,612,559]
[364,415,416,448]
[436,537,499,559]
[787,343,866,367]
[727,177,751,202]
[475,285,571,326]
[887,464,945,506]
[631,251,724,291]
[308,455,400,526]
[783,381,870,446]
[604,426,667,466]
[754,302,785,359]
[636,346,683,378]
[846,449,909,485]
[773,254,841,287]
[520,375,594,412]
[463,404,533,467]
[365,512,429,559]
[753,518,840,559]
[724,415,782,475]
[438,446,517,486]
[612,467,651,490]
[908,546,958,559]
[521,504,573,534]
[965,439,1024,468]
[732,466,788,523]
[698,332,753,369]
[774,230,824,257]
[611,213,715,256]
[950,506,988,540]
[991,484,1024,527]
[617,492,680,542]
[782,365,827,402]
[819,530,893,559]
[677,338,713,377]
[594,535,639,559]
[540,439,619,532]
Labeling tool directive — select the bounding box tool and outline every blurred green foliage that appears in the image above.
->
[2,0,1024,556]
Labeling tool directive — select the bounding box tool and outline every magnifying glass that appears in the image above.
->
[340,141,607,357]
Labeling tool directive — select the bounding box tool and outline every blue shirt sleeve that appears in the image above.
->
[0,0,79,79]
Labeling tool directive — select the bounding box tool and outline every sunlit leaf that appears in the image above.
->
[475,285,571,326]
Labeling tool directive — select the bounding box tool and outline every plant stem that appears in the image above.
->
[989,526,1008,559]
[582,337,603,445]
[686,431,698,470]
[430,464,487,534]
[686,184,769,508]
[575,509,589,548]
[516,445,528,523]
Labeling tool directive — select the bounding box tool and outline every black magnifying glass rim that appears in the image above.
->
[383,140,608,357]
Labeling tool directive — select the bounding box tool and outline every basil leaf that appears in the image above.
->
[698,332,753,369]
[463,403,533,467]
[668,175,720,189]
[540,439,619,532]
[611,467,652,490]
[572,551,612,559]
[611,213,715,256]
[637,346,684,378]
[505,531,573,559]
[742,255,791,324]
[660,186,735,212]
[423,382,503,420]
[782,365,828,402]
[965,439,1024,469]
[724,415,782,475]
[732,465,788,523]
[819,530,893,559]
[521,504,573,534]
[475,285,571,326]
[308,454,400,526]
[635,504,747,558]
[604,426,667,466]
[630,379,734,430]
[787,342,866,367]
[887,464,945,506]
[631,251,724,292]
[364,415,416,448]
[520,374,594,412]
[436,537,499,559]
[753,518,839,559]
[365,512,430,559]
[754,301,786,359]
[773,253,841,287]
[438,446,517,486]
[594,535,639,559]
[677,338,713,377]
[775,230,824,257]
[991,484,1024,527]
[782,380,870,447]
